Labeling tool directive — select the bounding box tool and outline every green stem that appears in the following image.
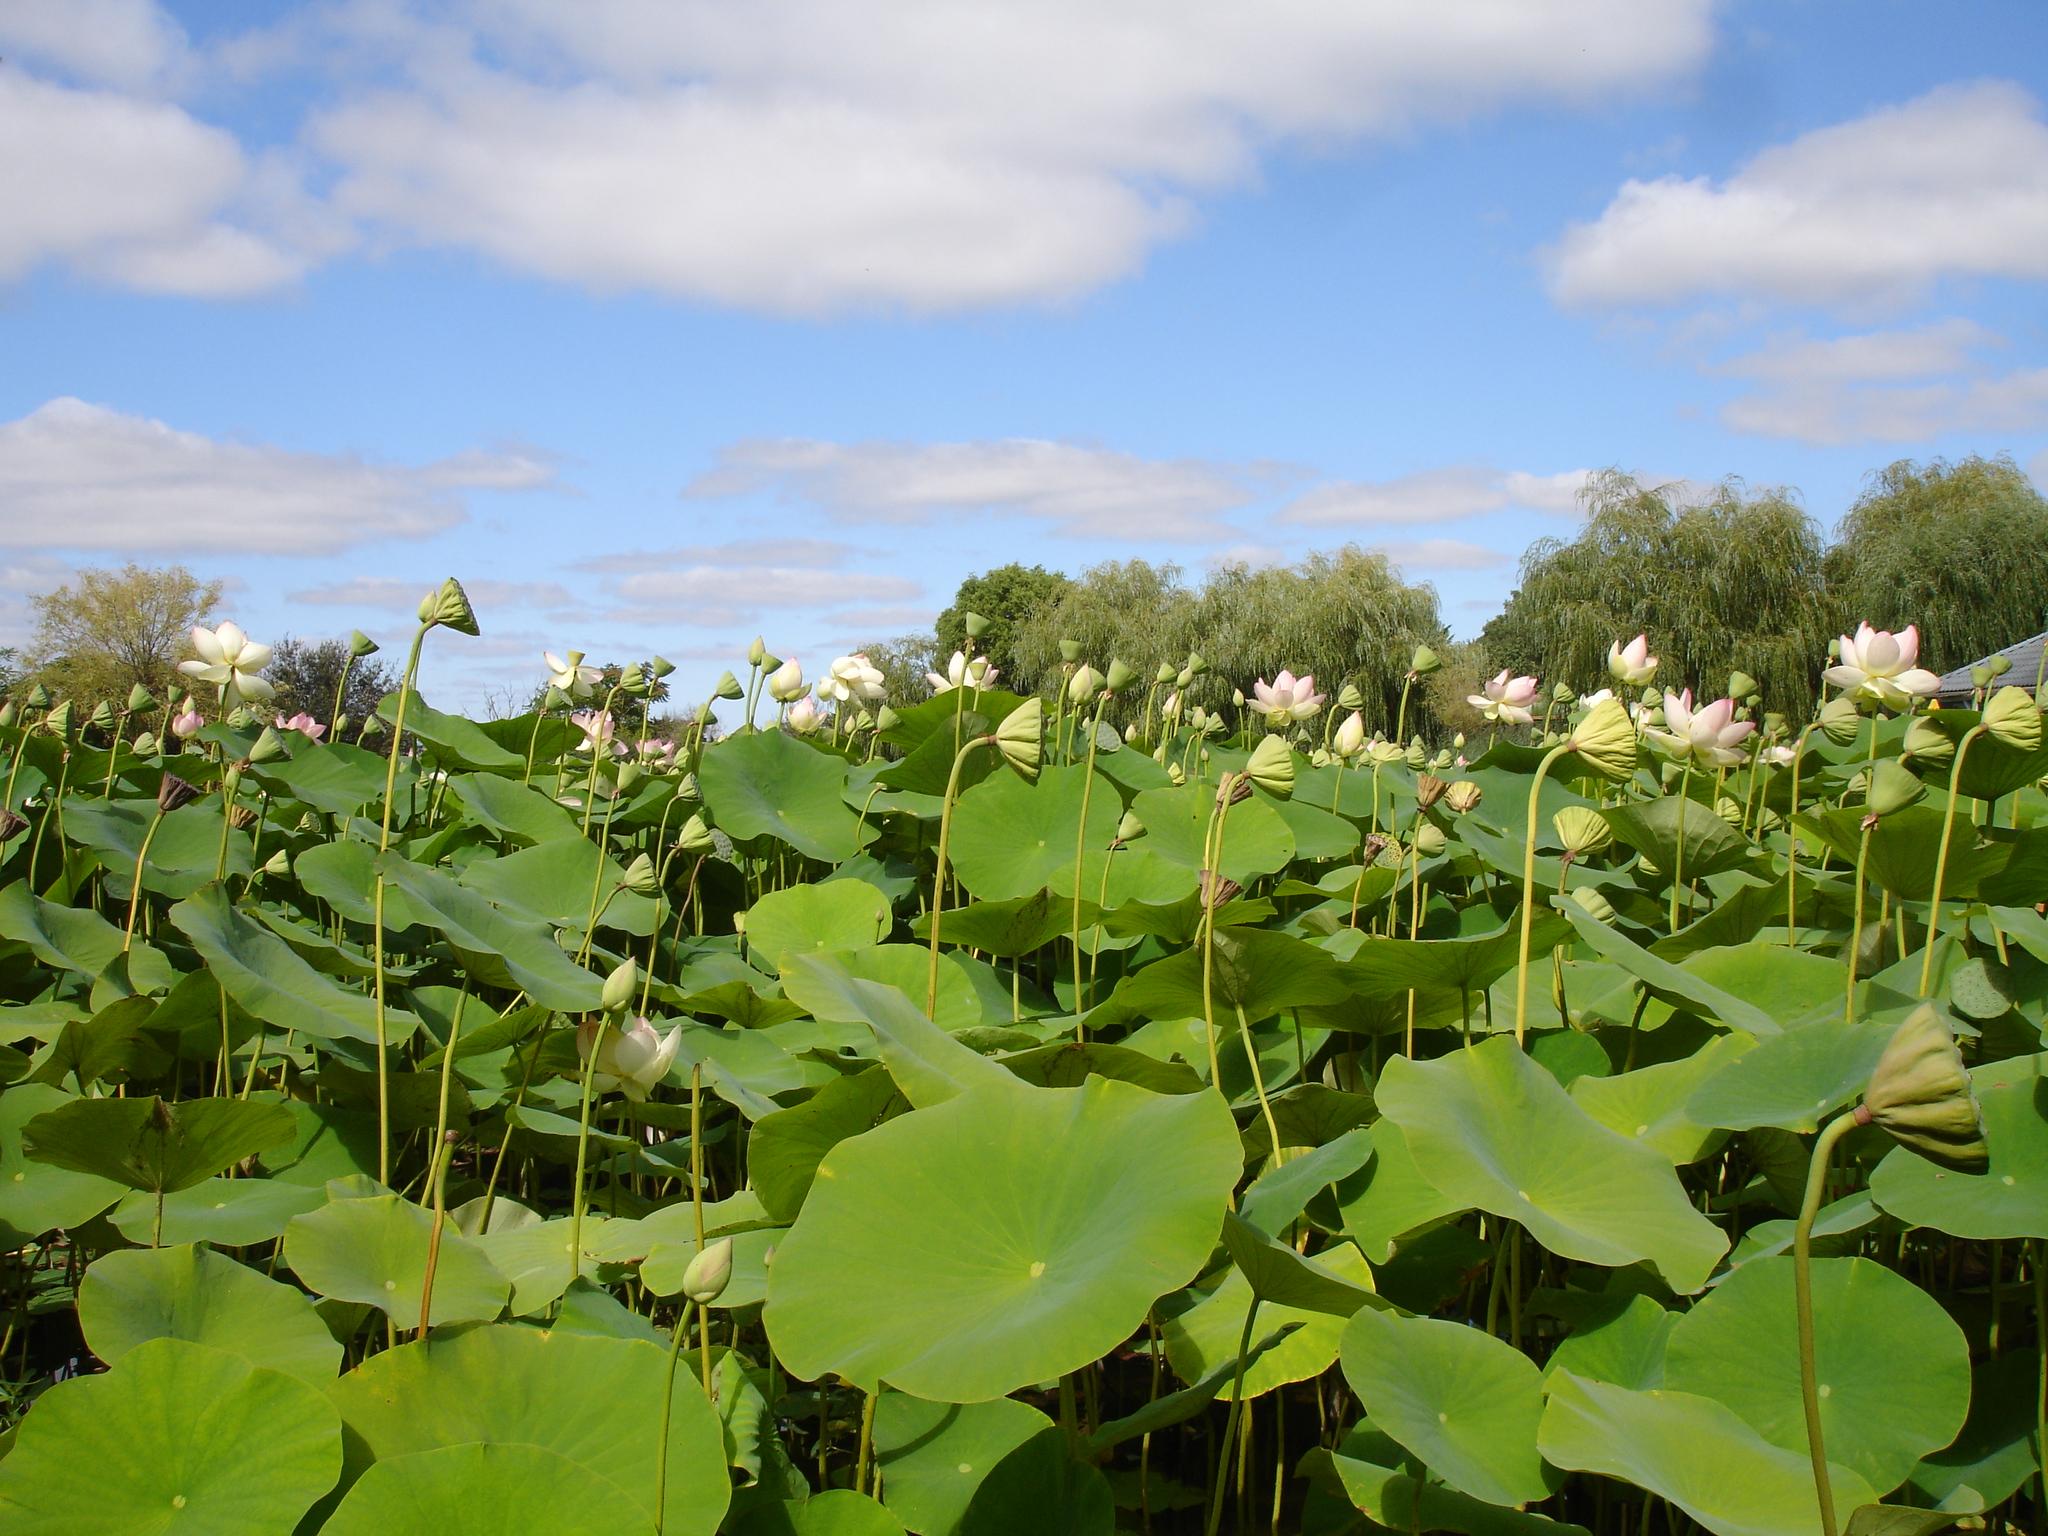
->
[1920,725,1987,995]
[1070,693,1110,1029]
[1671,760,1692,935]
[369,624,430,1191]
[1845,820,1874,1023]
[566,1018,604,1280]
[1197,778,1242,1091]
[1513,744,1574,1046]
[927,737,993,1018]
[1205,1296,1262,1536]
[120,808,168,951]
[1795,1111,1861,1536]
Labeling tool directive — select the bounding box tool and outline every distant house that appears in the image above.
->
[1935,632,2048,708]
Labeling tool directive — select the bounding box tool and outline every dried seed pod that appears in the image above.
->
[157,774,200,814]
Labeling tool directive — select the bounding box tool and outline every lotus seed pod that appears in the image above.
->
[261,848,291,876]
[1412,823,1446,858]
[1443,780,1482,815]
[1105,659,1139,695]
[621,852,659,896]
[1245,735,1295,799]
[226,805,258,831]
[994,697,1043,782]
[1116,810,1145,843]
[89,700,117,732]
[126,684,155,713]
[1166,762,1186,786]
[419,577,480,635]
[1410,646,1443,676]
[1185,652,1209,677]
[613,763,643,796]
[247,726,286,764]
[1972,665,1993,690]
[715,671,745,701]
[359,715,387,737]
[1818,696,1861,746]
[1866,759,1925,817]
[1551,681,1574,702]
[1566,697,1637,783]
[1366,739,1404,767]
[1764,712,1787,735]
[747,637,767,667]
[1200,869,1243,908]
[1175,669,1193,690]
[1570,885,1616,923]
[1414,773,1448,810]
[349,630,380,657]
[601,957,640,1015]
[1404,741,1427,770]
[1728,670,1759,700]
[1337,683,1366,712]
[1988,653,2014,678]
[681,1236,735,1304]
[619,662,647,694]
[131,732,158,757]
[156,773,199,815]
[1902,716,1955,766]
[963,610,990,639]
[1552,806,1612,855]
[675,814,716,853]
[0,809,25,843]
[1430,749,1454,770]
[1059,639,1083,664]
[24,685,50,709]
[44,700,75,737]
[875,706,901,733]
[1859,1005,1988,1174]
[1154,662,1176,684]
[224,706,253,729]
[1983,685,2044,753]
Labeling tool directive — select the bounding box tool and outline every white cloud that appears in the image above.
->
[2031,448,2048,490]
[687,437,1269,542]
[1546,80,2048,310]
[299,0,1710,313]
[1204,544,1289,570]
[0,397,539,555]
[1276,466,1591,527]
[1372,539,1508,571]
[1712,319,2000,387]
[576,538,855,574]
[0,0,190,89]
[606,565,922,627]
[1721,367,2048,446]
[0,67,307,295]
[820,605,940,632]
[287,576,578,609]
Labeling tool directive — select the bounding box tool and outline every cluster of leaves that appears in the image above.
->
[0,622,2045,1536]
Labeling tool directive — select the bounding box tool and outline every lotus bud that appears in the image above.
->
[766,659,805,702]
[747,636,767,667]
[1166,762,1186,786]
[1058,639,1083,664]
[1105,659,1139,695]
[1116,810,1145,843]
[544,685,573,712]
[1987,653,2013,679]
[261,848,291,876]
[1570,885,1617,923]
[1728,671,1759,701]
[1443,781,1482,815]
[1553,806,1612,855]
[1564,697,1636,782]
[247,726,287,764]
[1866,759,1925,818]
[44,700,75,737]
[994,698,1043,782]
[1902,716,1955,767]
[1333,711,1365,758]
[1983,685,2043,753]
[1415,773,1448,810]
[601,957,640,1015]
[0,703,14,727]
[1067,665,1104,705]
[1856,1005,1988,1174]
[359,715,387,738]
[131,732,157,757]
[1827,637,1842,659]
[24,684,51,709]
[715,671,745,701]
[126,684,155,713]
[1151,662,1175,685]
[419,577,480,634]
[682,1236,735,1304]
[349,630,380,657]
[675,814,716,853]
[1337,683,1366,712]
[1818,695,1861,746]
[1452,733,1465,750]
[1232,689,1245,709]
[0,809,25,842]
[1175,668,1193,690]
[226,706,255,729]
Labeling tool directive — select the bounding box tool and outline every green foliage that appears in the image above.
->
[23,562,222,708]
[265,636,401,730]
[935,562,1075,693]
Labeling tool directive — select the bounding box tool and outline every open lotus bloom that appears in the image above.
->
[1643,689,1754,766]
[1467,669,1538,726]
[274,712,326,742]
[1608,635,1658,685]
[169,709,205,739]
[1251,670,1325,725]
[787,696,824,734]
[818,654,887,704]
[544,651,603,699]
[179,622,276,707]
[925,651,996,693]
[570,709,618,754]
[1824,623,1941,709]
[575,1017,682,1102]
[765,658,807,703]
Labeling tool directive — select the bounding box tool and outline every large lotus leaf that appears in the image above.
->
[1558,904,1779,1036]
[374,852,604,1011]
[763,1076,1240,1401]
[957,1428,1114,1536]
[1685,1019,1894,1132]
[448,771,583,844]
[284,1194,509,1326]
[1237,1126,1375,1235]
[322,1443,654,1536]
[24,1094,296,1194]
[471,1215,620,1314]
[777,954,1012,1106]
[947,763,1122,901]
[1570,1032,1754,1165]
[1603,796,1758,880]
[701,729,867,862]
[1680,945,1845,1027]
[874,1394,1050,1536]
[1458,820,1636,896]
[1263,793,1361,860]
[1048,846,1200,909]
[915,890,1101,958]
[1338,1307,1547,1506]
[1219,1214,1381,1316]
[733,1490,906,1535]
[0,1083,123,1243]
[995,1041,1205,1095]
[880,689,1031,756]
[250,740,390,818]
[0,1337,341,1536]
[781,944,984,1034]
[1311,1426,1590,1536]
[1542,1293,1674,1391]
[1540,1372,1876,1536]
[376,688,525,771]
[1336,1125,1468,1264]
[110,1174,323,1245]
[1098,890,1273,946]
[1377,1037,1727,1292]
[745,879,893,959]
[458,838,662,936]
[1113,927,1351,1025]
[1799,806,2009,903]
[750,1067,908,1223]
[0,880,172,992]
[79,1243,341,1387]
[260,1100,381,1186]
[1908,1350,2042,1512]
[59,800,253,896]
[1868,1072,2048,1237]
[28,994,171,1087]
[1341,914,1572,1000]
[170,883,411,1044]
[293,839,422,928]
[1165,1240,1375,1399]
[1663,1255,1969,1494]
[325,1325,728,1536]
[1129,784,1296,882]
[640,1222,785,1305]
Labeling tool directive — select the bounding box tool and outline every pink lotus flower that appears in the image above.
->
[1468,670,1539,726]
[570,709,616,754]
[1645,689,1755,767]
[1824,623,1941,710]
[637,737,678,768]
[1252,670,1325,725]
[1608,635,1659,685]
[787,696,824,735]
[170,709,204,739]
[275,712,326,742]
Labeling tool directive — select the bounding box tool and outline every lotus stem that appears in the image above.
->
[1071,692,1111,1029]
[1845,819,1873,1023]
[1795,1110,1861,1536]
[692,1061,711,1399]
[1206,1295,1262,1536]
[1197,775,1243,1091]
[1920,724,1986,996]
[120,807,168,952]
[928,737,995,1018]
[566,1020,603,1281]
[1513,743,1574,1046]
[1670,760,1692,935]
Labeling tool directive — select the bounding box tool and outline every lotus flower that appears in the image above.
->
[1577,688,1617,711]
[570,709,616,754]
[169,709,204,739]
[637,737,678,769]
[766,658,806,703]
[178,622,275,707]
[1608,635,1659,685]
[817,654,886,704]
[545,651,602,699]
[787,695,824,735]
[926,651,998,694]
[1824,624,1941,710]
[274,712,326,742]
[1644,689,1756,767]
[574,1016,681,1102]
[1468,670,1538,726]
[1252,670,1325,725]
[1333,711,1366,757]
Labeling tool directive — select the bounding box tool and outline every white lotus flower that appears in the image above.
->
[926,651,997,694]
[1467,670,1538,726]
[1824,623,1941,710]
[570,709,618,754]
[178,622,275,707]
[574,1016,681,1101]
[766,658,806,703]
[545,650,602,699]
[1252,670,1325,725]
[1608,635,1659,685]
[1334,710,1366,758]
[817,654,886,704]
[1644,689,1756,767]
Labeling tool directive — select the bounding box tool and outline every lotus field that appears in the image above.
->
[2,582,2046,1536]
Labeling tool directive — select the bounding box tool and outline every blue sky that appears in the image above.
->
[3,0,2046,710]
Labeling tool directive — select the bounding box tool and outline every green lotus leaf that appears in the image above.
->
[471,1215,618,1314]
[260,1099,381,1186]
[1219,1214,1381,1317]
[1685,1019,1894,1133]
[0,1083,123,1244]
[763,1077,1240,1401]
[1113,926,1352,1025]
[321,1442,654,1536]
[448,770,584,845]
[293,839,422,928]
[745,879,893,959]
[0,880,174,992]
[957,1428,1114,1536]
[1908,1349,2042,1512]
[1129,784,1296,882]
[994,1041,1205,1095]
[1798,806,2009,904]
[875,1394,1050,1536]
[1868,1071,2048,1237]
[1663,1255,1970,1492]
[1377,1037,1726,1292]
[1237,1125,1375,1235]
[1570,1031,1754,1164]
[1340,914,1573,1001]
[283,1193,509,1326]
[778,954,1013,1107]
[79,1243,341,1386]
[1539,1371,1877,1536]
[641,1223,786,1307]
[1558,904,1779,1036]
[1309,1425,1591,1536]
[946,763,1122,901]
[701,728,868,862]
[1338,1306,1548,1506]
[327,1325,728,1535]
[1602,796,1758,880]
[59,799,253,897]
[1165,1239,1375,1399]
[23,1094,296,1194]
[1336,1124,1468,1264]
[731,1491,906,1535]
[375,688,525,770]
[457,837,662,935]
[781,944,984,1035]
[749,1067,908,1223]
[914,889,1101,958]
[0,1337,341,1536]
[374,852,605,1011]
[1542,1293,1674,1391]
[1679,944,1845,1026]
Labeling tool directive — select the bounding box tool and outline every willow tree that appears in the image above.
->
[26,564,223,706]
[1483,471,1833,719]
[1824,455,2048,675]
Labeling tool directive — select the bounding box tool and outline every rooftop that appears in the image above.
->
[1935,631,2048,704]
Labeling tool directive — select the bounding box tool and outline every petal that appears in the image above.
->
[1862,631,1901,674]
[1895,668,1942,696]
[1897,625,1921,667]
[215,622,246,661]
[190,626,226,665]
[1822,665,1865,689]
[1500,705,1534,726]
